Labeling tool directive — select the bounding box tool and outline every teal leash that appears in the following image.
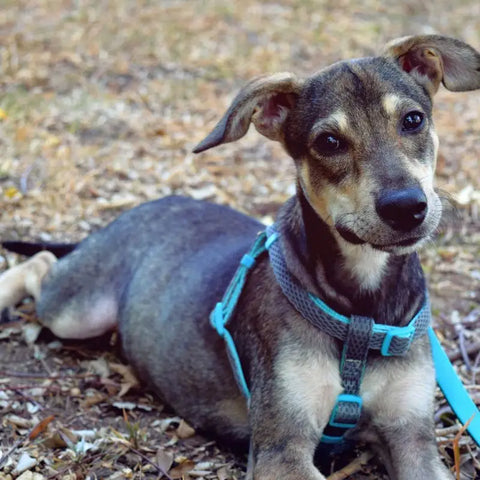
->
[210,225,480,447]
[429,327,480,444]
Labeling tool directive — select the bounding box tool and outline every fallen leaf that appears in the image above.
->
[109,362,140,396]
[16,472,45,480]
[81,391,107,408]
[175,419,195,439]
[43,134,61,148]
[4,186,21,199]
[82,357,110,378]
[156,449,174,474]
[169,459,195,479]
[217,466,229,480]
[29,415,55,440]
[43,432,71,449]
[6,414,32,429]
[22,323,43,344]
[13,452,37,475]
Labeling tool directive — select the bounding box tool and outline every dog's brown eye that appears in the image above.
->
[402,111,424,132]
[313,133,346,155]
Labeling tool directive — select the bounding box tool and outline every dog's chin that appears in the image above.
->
[369,237,427,255]
[335,224,427,254]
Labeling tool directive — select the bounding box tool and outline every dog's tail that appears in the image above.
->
[2,241,77,258]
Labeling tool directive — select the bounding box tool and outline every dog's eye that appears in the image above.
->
[402,111,424,132]
[312,133,346,155]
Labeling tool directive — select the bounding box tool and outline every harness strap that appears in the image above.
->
[322,315,373,443]
[429,327,480,445]
[210,232,268,401]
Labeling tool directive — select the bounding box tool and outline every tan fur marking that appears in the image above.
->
[328,110,349,132]
[298,163,330,223]
[298,162,356,227]
[382,93,402,116]
[310,110,349,140]
[362,359,436,425]
[404,156,435,193]
[276,349,342,433]
[336,240,389,292]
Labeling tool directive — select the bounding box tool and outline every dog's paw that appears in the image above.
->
[0,251,57,310]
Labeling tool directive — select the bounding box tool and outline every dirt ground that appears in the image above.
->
[0,1,479,479]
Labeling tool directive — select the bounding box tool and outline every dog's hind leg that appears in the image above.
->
[0,251,57,312]
[0,250,118,339]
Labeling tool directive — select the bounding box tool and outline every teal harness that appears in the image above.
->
[210,225,480,447]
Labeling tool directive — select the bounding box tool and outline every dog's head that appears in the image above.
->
[194,35,480,255]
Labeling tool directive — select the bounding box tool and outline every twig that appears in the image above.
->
[458,329,472,371]
[129,446,174,480]
[0,415,57,468]
[448,341,480,362]
[436,425,461,437]
[0,437,24,468]
[46,451,106,479]
[453,415,474,480]
[38,356,53,377]
[471,350,480,384]
[0,370,97,380]
[0,384,59,391]
[326,450,375,480]
[14,388,45,410]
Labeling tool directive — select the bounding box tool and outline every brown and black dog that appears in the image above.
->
[1,35,480,479]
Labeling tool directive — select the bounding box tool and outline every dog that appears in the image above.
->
[1,34,479,479]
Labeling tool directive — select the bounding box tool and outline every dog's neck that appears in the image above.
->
[277,192,426,326]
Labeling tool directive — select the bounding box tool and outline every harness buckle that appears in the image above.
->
[328,393,363,429]
[380,324,415,356]
[320,433,345,444]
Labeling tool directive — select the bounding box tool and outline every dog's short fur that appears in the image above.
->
[1,35,480,479]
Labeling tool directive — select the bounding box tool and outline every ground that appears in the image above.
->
[0,1,479,479]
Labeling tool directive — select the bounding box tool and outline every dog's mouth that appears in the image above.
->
[335,225,366,245]
[335,224,423,251]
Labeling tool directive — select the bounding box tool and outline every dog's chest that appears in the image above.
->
[273,342,435,435]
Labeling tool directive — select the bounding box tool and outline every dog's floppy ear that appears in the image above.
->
[193,73,302,153]
[384,35,480,95]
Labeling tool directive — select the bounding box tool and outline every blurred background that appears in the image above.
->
[0,1,479,478]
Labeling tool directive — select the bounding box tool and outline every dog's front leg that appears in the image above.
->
[364,356,452,480]
[245,353,341,480]
[246,426,326,480]
[373,421,452,480]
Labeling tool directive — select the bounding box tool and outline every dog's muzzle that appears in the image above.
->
[335,187,435,252]
[375,187,428,232]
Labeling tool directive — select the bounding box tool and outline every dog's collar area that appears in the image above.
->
[265,224,431,357]
[210,224,432,445]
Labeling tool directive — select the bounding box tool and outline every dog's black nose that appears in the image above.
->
[376,188,428,231]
